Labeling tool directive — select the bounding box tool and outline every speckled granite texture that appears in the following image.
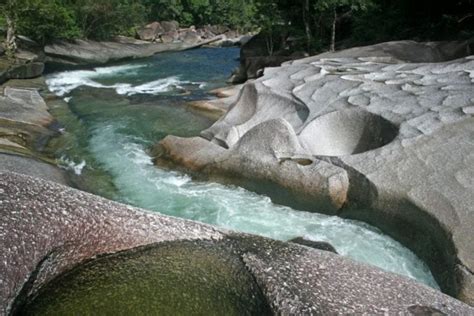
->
[153,40,474,304]
[1,172,473,314]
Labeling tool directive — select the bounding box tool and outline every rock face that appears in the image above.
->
[0,154,66,184]
[154,40,474,305]
[228,32,306,84]
[44,36,222,67]
[0,86,55,154]
[2,172,473,314]
[136,21,165,41]
[0,37,45,84]
[0,49,44,84]
[0,85,66,184]
[136,21,249,47]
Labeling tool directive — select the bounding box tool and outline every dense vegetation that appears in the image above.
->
[1,0,473,54]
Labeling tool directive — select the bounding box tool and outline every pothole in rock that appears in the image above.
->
[298,108,399,156]
[20,241,272,315]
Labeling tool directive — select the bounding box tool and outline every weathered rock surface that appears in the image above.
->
[186,84,244,119]
[0,154,66,184]
[2,172,473,314]
[44,37,222,67]
[136,20,250,48]
[0,85,65,183]
[154,40,474,304]
[0,49,44,84]
[136,21,165,41]
[289,237,338,253]
[0,86,56,154]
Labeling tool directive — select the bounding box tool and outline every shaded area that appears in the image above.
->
[1,172,472,315]
[19,241,271,316]
[299,108,398,156]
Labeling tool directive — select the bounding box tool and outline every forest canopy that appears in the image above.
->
[1,0,473,49]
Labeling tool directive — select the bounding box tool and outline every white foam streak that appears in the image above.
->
[59,156,86,175]
[46,64,191,97]
[115,77,186,96]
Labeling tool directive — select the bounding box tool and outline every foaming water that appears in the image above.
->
[47,48,439,289]
[46,65,196,97]
[88,122,439,288]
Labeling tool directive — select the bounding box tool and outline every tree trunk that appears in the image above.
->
[303,0,312,53]
[265,30,274,56]
[6,14,17,57]
[330,8,337,52]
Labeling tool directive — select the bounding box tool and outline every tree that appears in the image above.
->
[315,0,373,51]
[144,0,184,22]
[253,0,284,56]
[303,0,312,52]
[68,0,145,39]
[17,0,80,45]
[1,0,19,56]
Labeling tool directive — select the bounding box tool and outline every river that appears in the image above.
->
[45,47,438,288]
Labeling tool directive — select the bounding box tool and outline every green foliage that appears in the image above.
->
[16,0,81,44]
[2,0,472,48]
[65,0,146,40]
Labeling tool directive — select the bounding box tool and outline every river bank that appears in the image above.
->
[156,40,474,304]
[1,41,473,312]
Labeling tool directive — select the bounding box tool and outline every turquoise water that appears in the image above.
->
[46,48,439,288]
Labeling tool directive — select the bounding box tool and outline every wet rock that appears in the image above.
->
[1,172,473,315]
[21,241,272,315]
[289,237,338,253]
[155,40,474,304]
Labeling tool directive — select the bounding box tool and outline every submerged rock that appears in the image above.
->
[1,172,473,314]
[155,40,474,305]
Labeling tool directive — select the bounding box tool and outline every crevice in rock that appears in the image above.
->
[316,156,461,298]
[318,156,379,209]
[9,247,62,315]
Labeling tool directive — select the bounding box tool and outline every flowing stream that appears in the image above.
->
[46,47,439,288]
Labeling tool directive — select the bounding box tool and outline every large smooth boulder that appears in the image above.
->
[136,21,165,41]
[154,40,474,305]
[2,172,473,314]
[0,86,65,183]
[0,154,66,184]
[181,30,200,44]
[161,20,179,33]
[44,37,221,66]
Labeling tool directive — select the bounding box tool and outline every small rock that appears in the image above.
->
[289,237,338,253]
